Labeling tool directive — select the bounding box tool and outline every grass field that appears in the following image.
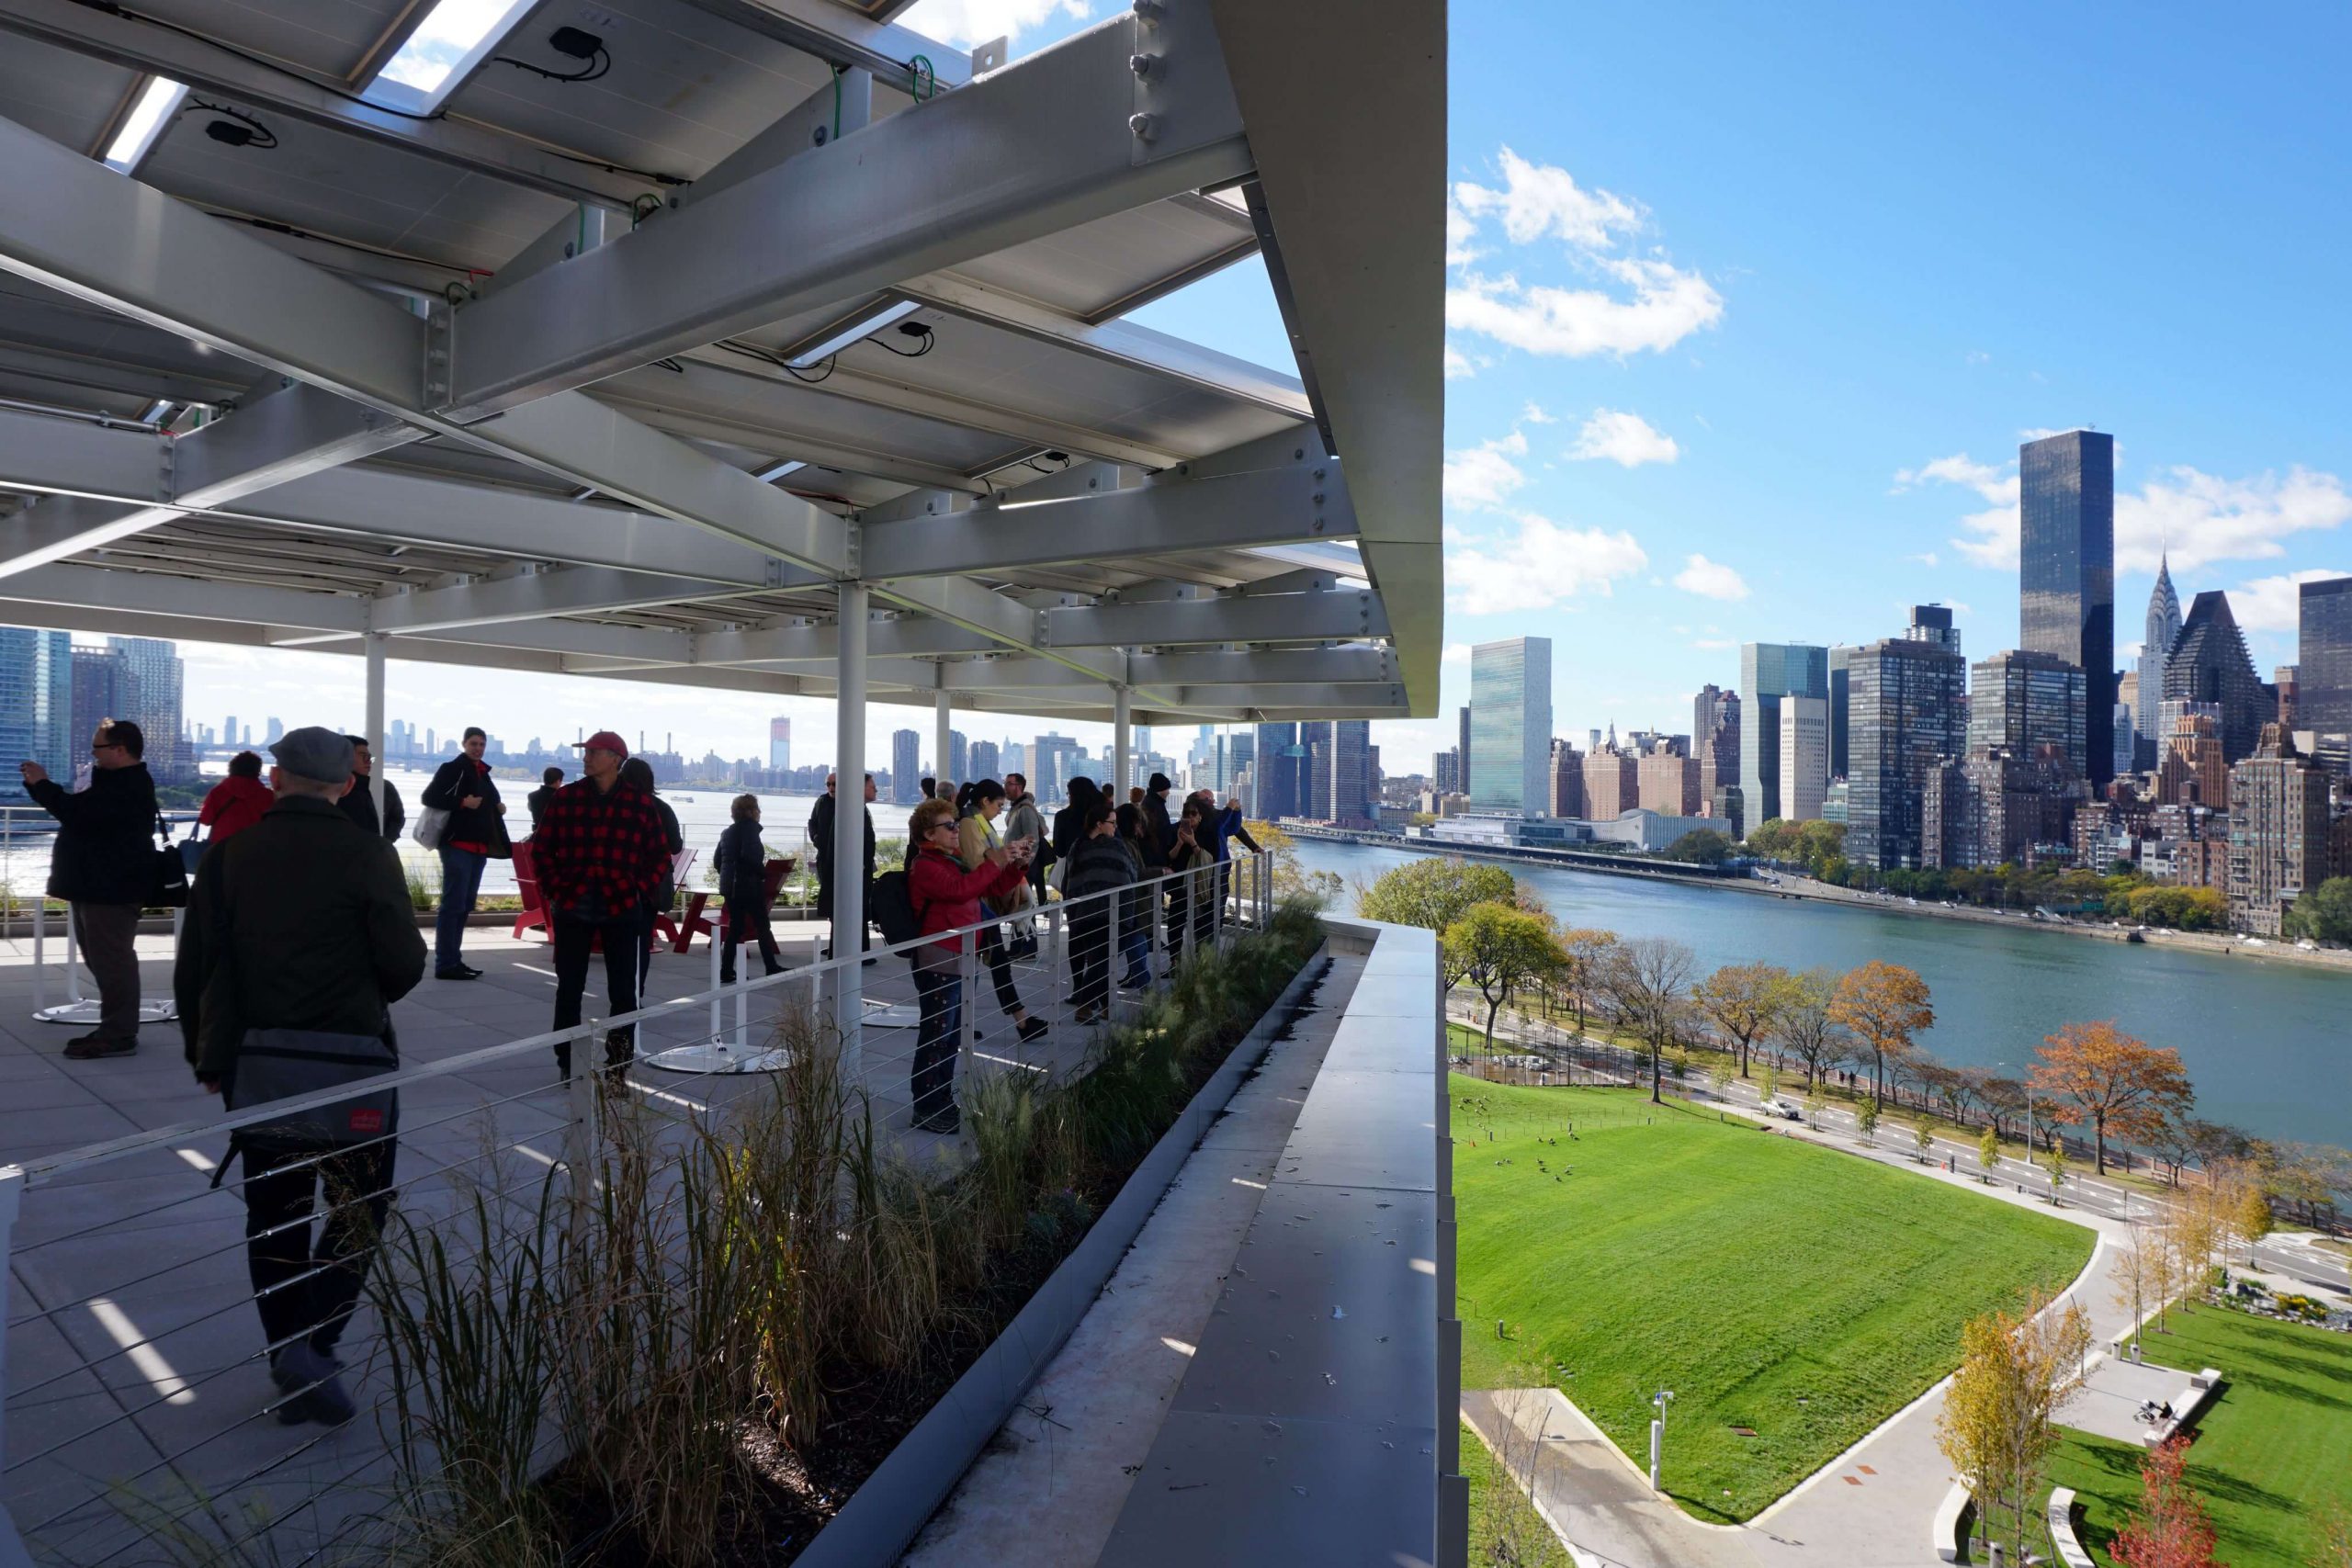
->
[2034,1305,2352,1568]
[1452,1076,2093,1522]
[1462,1421,1574,1568]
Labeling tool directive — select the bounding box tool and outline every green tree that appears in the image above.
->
[1443,903,1566,1061]
[1938,1292,2091,1565]
[1978,1124,2001,1183]
[1771,968,1845,1091]
[1659,828,1735,865]
[1597,935,1696,1105]
[2284,875,2352,944]
[1856,1100,1879,1145]
[1555,927,1619,1034]
[1243,819,1341,907]
[2041,1142,2068,1201]
[1915,1122,1936,1164]
[1359,858,1521,943]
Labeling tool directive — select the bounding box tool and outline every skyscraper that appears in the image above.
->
[1327,721,1372,823]
[890,730,921,801]
[1253,722,1306,818]
[1848,636,1967,869]
[1457,705,1472,799]
[0,626,73,802]
[1969,649,2089,779]
[2165,591,2268,764]
[768,717,792,772]
[95,637,186,777]
[1032,733,1080,805]
[1548,739,1586,818]
[967,739,1001,781]
[1827,646,1852,779]
[1777,694,1828,822]
[2019,430,2116,784]
[1738,642,1829,826]
[1905,604,1961,653]
[2228,725,2331,936]
[2137,556,2182,769]
[1469,637,1552,818]
[2298,575,2352,742]
[948,730,968,784]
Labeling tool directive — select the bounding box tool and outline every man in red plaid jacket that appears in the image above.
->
[535,730,670,1077]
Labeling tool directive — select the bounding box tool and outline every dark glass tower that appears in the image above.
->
[2019,431,2115,784]
[2299,576,2352,739]
[2165,591,2269,764]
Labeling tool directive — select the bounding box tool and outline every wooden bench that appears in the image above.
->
[648,847,697,948]
[668,856,795,953]
[2143,1369,2224,1448]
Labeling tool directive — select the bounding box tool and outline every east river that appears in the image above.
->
[1291,837,2352,1152]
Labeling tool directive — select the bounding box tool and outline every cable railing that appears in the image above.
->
[0,850,1277,1563]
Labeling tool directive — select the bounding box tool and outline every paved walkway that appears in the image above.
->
[1461,1088,2144,1568]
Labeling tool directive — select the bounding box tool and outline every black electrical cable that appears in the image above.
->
[715,338,835,383]
[65,0,686,185]
[491,47,611,85]
[865,326,934,358]
[184,98,277,149]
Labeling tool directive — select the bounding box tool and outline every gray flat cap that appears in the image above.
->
[270,726,356,784]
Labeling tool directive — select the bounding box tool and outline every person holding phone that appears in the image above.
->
[954,779,1048,1046]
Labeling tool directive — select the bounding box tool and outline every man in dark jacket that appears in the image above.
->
[526,766,563,833]
[175,727,426,1427]
[807,772,876,959]
[21,718,159,1059]
[338,737,405,840]
[420,727,508,980]
[536,732,670,1076]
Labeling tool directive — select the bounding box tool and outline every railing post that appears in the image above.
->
[62,899,82,1003]
[30,895,43,1016]
[1150,873,1168,972]
[708,921,723,1042]
[1046,902,1064,1007]
[0,1163,25,1568]
[958,929,979,1064]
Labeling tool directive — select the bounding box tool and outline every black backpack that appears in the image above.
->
[868,868,922,945]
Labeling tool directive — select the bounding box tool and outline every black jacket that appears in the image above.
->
[526,784,558,831]
[1062,833,1139,901]
[422,755,511,857]
[30,763,158,904]
[339,775,405,840]
[1142,791,1176,868]
[807,794,876,879]
[650,795,684,908]
[715,818,770,909]
[175,795,427,1081]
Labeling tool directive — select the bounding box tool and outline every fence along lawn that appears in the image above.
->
[1452,1078,2092,1522]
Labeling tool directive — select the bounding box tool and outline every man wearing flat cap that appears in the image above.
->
[174,725,427,1427]
[535,730,671,1077]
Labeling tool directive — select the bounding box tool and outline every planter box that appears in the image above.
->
[790,942,1331,1568]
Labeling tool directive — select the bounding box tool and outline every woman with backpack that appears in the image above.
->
[1060,798,1137,1023]
[904,797,1031,1134]
[714,794,783,984]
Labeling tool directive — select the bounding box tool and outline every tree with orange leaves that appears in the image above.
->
[1827,961,1934,1110]
[2112,1436,2223,1568]
[2030,1021,2195,1176]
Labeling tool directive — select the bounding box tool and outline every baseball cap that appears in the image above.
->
[575,730,629,758]
[270,727,356,784]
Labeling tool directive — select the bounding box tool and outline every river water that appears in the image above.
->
[1292,837,2351,1151]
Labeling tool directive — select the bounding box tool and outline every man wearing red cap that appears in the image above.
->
[534,731,670,1077]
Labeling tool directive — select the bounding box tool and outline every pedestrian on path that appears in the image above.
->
[20,718,158,1059]
[420,727,509,979]
[808,773,876,960]
[536,732,669,1077]
[174,727,425,1427]
[338,737,404,841]
[196,751,274,844]
[715,794,784,984]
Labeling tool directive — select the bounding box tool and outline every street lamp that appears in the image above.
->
[1996,1058,2037,1166]
[1650,1388,1676,1490]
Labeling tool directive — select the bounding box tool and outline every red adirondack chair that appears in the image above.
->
[669,855,795,953]
[514,842,699,952]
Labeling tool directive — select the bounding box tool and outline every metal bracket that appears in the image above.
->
[423,302,454,411]
[1129,0,1241,169]
[154,432,175,505]
[840,521,862,581]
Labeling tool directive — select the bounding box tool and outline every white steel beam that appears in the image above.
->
[1040,588,1387,649]
[673,0,972,91]
[1170,682,1405,710]
[874,574,1126,687]
[0,560,363,630]
[692,615,995,666]
[1126,646,1396,687]
[898,271,1311,420]
[0,0,655,208]
[861,465,1353,579]
[280,566,768,646]
[444,17,1250,414]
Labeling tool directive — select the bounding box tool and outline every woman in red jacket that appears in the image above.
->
[195,751,275,844]
[906,797,1031,1134]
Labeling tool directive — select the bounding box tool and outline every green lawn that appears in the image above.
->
[1462,1421,1574,1568]
[1452,1077,2093,1523]
[2036,1305,2352,1568]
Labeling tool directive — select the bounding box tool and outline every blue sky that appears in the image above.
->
[158,3,2352,774]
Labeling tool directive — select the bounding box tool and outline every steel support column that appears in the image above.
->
[933,689,953,791]
[831,581,868,1060]
[1114,685,1132,797]
[363,631,387,826]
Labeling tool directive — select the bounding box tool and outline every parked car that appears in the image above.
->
[1757,1097,1804,1121]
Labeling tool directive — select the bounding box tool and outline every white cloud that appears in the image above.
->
[1442,642,1472,665]
[1520,401,1557,425]
[1903,446,2352,575]
[1453,148,1645,250]
[2118,467,2352,572]
[1442,341,1474,379]
[1911,550,1940,567]
[893,0,1086,47]
[1672,553,1749,601]
[1444,196,1482,267]
[1448,513,1647,615]
[1568,408,1679,468]
[1448,261,1723,359]
[1442,429,1529,510]
[2227,568,2349,633]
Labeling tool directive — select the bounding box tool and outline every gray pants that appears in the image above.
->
[73,901,143,1041]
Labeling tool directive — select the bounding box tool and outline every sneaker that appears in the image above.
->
[63,1034,135,1060]
[1016,1016,1050,1044]
[434,967,479,981]
[458,964,485,978]
[270,1343,355,1427]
